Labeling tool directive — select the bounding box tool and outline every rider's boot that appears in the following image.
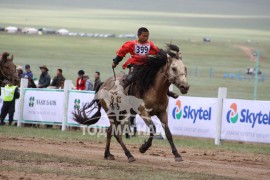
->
[120,78,130,90]
[119,66,137,89]
[167,91,179,99]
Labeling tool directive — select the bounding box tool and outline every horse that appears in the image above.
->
[73,44,189,162]
[0,52,20,88]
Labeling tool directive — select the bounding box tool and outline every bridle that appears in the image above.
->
[162,52,186,86]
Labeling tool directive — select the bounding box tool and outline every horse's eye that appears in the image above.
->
[172,67,177,72]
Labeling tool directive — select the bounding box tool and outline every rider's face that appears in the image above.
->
[138,32,149,44]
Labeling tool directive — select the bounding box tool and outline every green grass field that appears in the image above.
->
[0,0,270,100]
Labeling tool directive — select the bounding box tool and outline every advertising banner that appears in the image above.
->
[67,90,110,127]
[168,97,218,138]
[136,115,165,137]
[23,89,64,123]
[222,99,270,143]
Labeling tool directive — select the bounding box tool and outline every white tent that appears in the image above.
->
[57,28,69,35]
[5,26,18,33]
[21,27,38,34]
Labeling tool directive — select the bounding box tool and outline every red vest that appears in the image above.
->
[116,40,159,69]
[76,78,86,90]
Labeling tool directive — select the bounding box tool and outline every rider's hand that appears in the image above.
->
[112,62,117,68]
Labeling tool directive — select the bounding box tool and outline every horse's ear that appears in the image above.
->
[167,54,172,62]
[10,54,14,61]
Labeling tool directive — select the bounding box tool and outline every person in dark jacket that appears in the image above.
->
[22,64,33,79]
[0,79,20,126]
[93,71,101,91]
[50,68,65,88]
[37,65,51,88]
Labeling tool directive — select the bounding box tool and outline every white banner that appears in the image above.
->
[67,91,110,127]
[23,89,64,123]
[222,99,270,143]
[136,115,165,137]
[0,89,20,121]
[168,97,218,138]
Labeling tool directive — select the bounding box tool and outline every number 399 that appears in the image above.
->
[136,46,149,54]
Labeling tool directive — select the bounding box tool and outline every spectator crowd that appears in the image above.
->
[15,64,101,91]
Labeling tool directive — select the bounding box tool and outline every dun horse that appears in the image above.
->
[0,52,20,87]
[73,44,189,162]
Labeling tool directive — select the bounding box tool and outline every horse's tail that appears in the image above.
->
[72,82,104,125]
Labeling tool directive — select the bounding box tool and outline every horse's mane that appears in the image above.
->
[135,44,180,96]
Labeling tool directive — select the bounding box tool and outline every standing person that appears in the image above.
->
[112,27,159,89]
[37,65,51,88]
[22,64,33,79]
[76,70,86,90]
[16,66,24,79]
[93,71,101,91]
[50,69,65,88]
[0,79,20,126]
[83,75,93,91]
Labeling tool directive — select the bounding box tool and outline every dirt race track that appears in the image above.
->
[0,136,270,180]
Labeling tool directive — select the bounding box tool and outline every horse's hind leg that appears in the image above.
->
[104,124,115,160]
[113,124,136,162]
[138,109,155,153]
[139,118,156,153]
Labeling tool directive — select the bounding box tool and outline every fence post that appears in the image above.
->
[62,80,72,131]
[215,87,227,145]
[17,78,28,127]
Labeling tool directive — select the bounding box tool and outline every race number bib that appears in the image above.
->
[135,44,150,55]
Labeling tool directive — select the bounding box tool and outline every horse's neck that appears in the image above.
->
[153,66,171,94]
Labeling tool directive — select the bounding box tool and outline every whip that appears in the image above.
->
[112,67,116,81]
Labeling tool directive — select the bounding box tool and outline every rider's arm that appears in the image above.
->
[149,41,159,54]
[113,41,133,66]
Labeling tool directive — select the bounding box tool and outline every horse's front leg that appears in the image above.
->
[157,111,183,162]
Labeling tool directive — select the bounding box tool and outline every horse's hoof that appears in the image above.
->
[128,156,136,163]
[139,147,146,154]
[104,155,115,160]
[175,156,183,162]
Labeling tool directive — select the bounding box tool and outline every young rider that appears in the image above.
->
[112,27,159,89]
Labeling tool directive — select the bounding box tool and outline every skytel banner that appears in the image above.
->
[222,99,270,143]
[168,97,218,138]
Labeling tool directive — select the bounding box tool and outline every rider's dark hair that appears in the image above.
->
[95,71,100,76]
[78,70,85,75]
[58,69,62,74]
[137,27,149,36]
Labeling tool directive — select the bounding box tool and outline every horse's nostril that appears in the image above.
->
[180,86,186,89]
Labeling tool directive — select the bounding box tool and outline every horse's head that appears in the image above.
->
[0,52,20,85]
[166,44,189,94]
